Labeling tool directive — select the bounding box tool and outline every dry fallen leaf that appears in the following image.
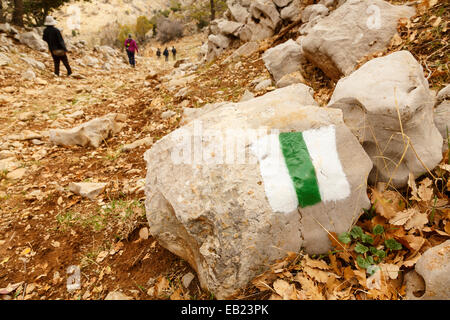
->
[371,189,405,219]
[273,279,297,300]
[380,263,400,280]
[389,207,428,231]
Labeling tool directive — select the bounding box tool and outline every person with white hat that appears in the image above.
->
[42,16,72,77]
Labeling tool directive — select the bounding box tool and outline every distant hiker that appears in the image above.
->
[124,34,138,67]
[42,16,72,77]
[163,47,169,62]
[171,46,177,60]
[156,48,161,59]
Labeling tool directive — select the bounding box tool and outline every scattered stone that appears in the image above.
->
[434,84,450,150]
[122,137,153,152]
[18,31,47,51]
[104,291,133,300]
[405,240,450,300]
[49,113,126,148]
[0,157,19,172]
[139,227,149,240]
[68,182,107,200]
[6,168,26,180]
[328,51,442,188]
[182,273,195,289]
[161,110,177,120]
[254,79,272,91]
[276,71,305,88]
[262,39,304,83]
[239,90,255,102]
[302,0,415,80]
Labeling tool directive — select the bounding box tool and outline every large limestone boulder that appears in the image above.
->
[280,0,301,22]
[302,0,415,80]
[227,0,250,23]
[205,34,232,62]
[328,51,442,188]
[49,113,126,148]
[250,0,281,31]
[18,32,47,52]
[262,39,304,83]
[405,240,450,300]
[434,85,450,149]
[223,41,259,64]
[144,84,372,298]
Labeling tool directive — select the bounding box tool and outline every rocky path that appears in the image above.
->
[0,35,216,300]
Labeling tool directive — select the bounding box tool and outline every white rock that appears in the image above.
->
[69,182,107,200]
[18,32,47,51]
[329,51,442,187]
[161,110,177,119]
[50,113,126,148]
[182,272,195,288]
[254,79,272,91]
[405,240,450,300]
[144,84,372,298]
[104,291,133,300]
[262,39,304,83]
[122,137,153,152]
[302,0,415,80]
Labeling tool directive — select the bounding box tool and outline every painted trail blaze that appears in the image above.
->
[250,125,351,214]
[279,132,321,207]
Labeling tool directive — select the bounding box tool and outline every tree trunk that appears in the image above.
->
[0,1,5,23]
[210,0,215,21]
[12,0,24,26]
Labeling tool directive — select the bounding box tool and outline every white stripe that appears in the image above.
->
[302,125,350,202]
[250,134,298,214]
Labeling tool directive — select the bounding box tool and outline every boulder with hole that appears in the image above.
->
[328,51,442,188]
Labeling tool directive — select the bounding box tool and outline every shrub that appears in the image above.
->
[156,18,183,43]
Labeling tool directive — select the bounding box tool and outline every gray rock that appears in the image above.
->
[0,53,12,66]
[301,4,329,23]
[144,84,372,298]
[18,32,47,52]
[227,0,250,23]
[223,42,259,64]
[49,113,126,148]
[435,85,450,151]
[254,79,272,91]
[276,71,305,88]
[122,137,153,152]
[280,0,301,22]
[161,110,177,119]
[22,69,36,81]
[250,0,281,31]
[181,102,228,126]
[405,240,450,300]
[328,51,442,188]
[239,90,255,102]
[302,0,415,80]
[273,0,292,7]
[69,182,107,200]
[20,56,45,70]
[262,39,304,83]
[104,291,133,300]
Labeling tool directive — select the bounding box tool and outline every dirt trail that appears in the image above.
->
[0,34,214,300]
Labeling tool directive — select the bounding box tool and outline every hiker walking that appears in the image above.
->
[42,16,72,77]
[156,48,161,59]
[163,47,169,62]
[124,34,138,67]
[171,46,177,60]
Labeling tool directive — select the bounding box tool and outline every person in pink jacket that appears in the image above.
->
[124,34,138,67]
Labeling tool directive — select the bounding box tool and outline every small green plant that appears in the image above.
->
[338,225,402,275]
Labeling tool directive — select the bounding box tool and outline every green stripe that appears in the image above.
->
[279,132,321,208]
